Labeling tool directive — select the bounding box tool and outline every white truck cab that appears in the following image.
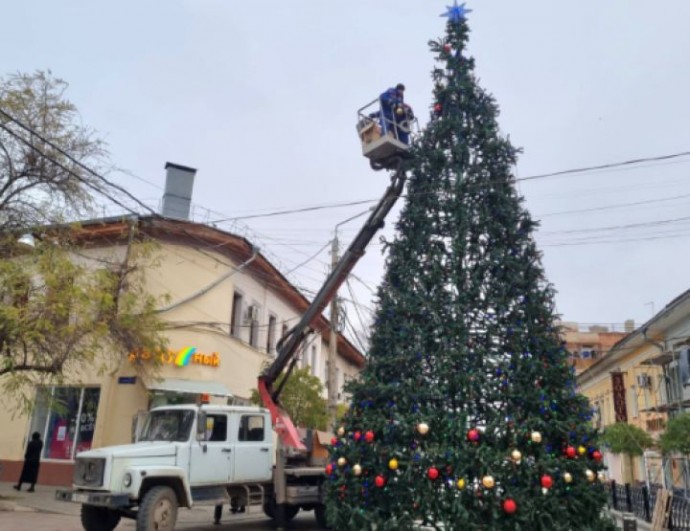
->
[57,404,276,531]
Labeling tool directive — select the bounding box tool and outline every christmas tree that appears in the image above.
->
[325,4,613,530]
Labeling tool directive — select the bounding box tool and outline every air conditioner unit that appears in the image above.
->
[637,373,651,388]
[245,305,259,322]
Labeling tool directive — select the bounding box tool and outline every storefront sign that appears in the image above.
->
[128,347,220,368]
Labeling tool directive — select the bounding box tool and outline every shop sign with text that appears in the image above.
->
[128,347,220,368]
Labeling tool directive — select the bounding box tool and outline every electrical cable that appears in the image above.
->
[0,108,160,217]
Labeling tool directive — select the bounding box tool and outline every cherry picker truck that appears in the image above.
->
[54,102,416,531]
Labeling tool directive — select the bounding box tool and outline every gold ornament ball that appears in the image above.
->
[388,458,399,471]
[482,475,495,489]
[456,478,466,490]
[353,464,362,476]
[396,107,404,115]
[541,487,549,495]
[531,431,542,444]
[585,469,596,482]
[337,457,347,467]
[598,472,607,481]
[337,426,345,437]
[417,422,429,435]
[563,472,573,484]
[577,445,587,456]
[511,450,522,463]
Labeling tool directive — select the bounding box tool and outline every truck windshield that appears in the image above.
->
[139,410,195,442]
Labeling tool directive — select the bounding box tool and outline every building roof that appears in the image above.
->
[577,288,690,386]
[69,215,366,368]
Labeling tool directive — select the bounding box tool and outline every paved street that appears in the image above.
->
[0,481,321,531]
[0,510,321,531]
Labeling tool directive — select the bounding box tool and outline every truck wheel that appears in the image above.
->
[263,497,299,522]
[315,504,330,529]
[137,486,178,531]
[81,504,121,531]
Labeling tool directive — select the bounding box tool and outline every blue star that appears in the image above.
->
[440,1,472,23]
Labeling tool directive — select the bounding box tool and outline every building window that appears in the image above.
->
[230,291,244,338]
[248,304,260,348]
[267,315,277,354]
[29,386,101,461]
[629,387,639,418]
[311,345,318,376]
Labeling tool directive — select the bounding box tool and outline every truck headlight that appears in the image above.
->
[123,473,132,488]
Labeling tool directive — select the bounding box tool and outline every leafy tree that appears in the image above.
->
[251,366,329,430]
[600,422,653,484]
[0,70,108,231]
[326,6,612,530]
[660,413,690,455]
[0,231,168,408]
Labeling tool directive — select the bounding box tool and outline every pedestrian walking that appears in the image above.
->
[14,432,43,492]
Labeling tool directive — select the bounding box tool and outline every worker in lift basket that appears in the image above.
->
[378,83,413,145]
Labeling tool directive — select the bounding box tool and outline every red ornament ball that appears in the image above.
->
[540,474,553,489]
[427,467,439,480]
[365,430,375,443]
[434,103,442,113]
[592,450,603,462]
[467,428,480,442]
[330,437,338,446]
[443,44,452,53]
[325,464,333,475]
[503,498,518,514]
[375,475,386,488]
[353,431,362,441]
[565,446,577,459]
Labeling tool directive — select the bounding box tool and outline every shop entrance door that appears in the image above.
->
[190,413,232,484]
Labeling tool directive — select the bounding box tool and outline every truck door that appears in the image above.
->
[190,413,232,484]
[232,413,272,483]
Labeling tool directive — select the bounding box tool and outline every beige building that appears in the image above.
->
[577,290,690,487]
[0,167,365,486]
[559,321,633,375]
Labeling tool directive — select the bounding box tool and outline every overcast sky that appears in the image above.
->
[4,1,690,340]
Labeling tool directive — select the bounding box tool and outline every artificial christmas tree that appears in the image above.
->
[325,3,613,530]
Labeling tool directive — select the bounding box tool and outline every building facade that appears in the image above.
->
[560,321,632,375]
[0,215,365,486]
[577,290,690,487]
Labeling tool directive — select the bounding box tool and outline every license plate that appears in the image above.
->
[72,493,92,503]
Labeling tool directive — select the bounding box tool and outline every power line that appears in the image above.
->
[0,107,160,217]
[516,150,690,182]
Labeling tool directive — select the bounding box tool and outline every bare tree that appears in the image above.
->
[0,70,107,230]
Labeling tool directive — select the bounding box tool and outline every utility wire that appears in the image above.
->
[0,107,160,217]
[516,150,690,182]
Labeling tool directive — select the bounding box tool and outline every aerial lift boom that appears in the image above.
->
[257,160,408,451]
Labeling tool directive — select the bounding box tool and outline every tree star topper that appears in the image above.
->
[441,1,472,23]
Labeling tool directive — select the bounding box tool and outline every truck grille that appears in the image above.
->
[73,457,105,487]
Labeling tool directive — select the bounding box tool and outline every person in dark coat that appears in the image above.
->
[379,83,413,144]
[14,432,43,492]
[379,83,405,138]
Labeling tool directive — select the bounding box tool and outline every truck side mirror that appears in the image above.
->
[196,412,207,441]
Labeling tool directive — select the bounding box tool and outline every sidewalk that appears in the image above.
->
[608,509,652,531]
[0,480,78,516]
